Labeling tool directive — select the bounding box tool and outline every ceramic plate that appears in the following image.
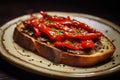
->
[0,12,120,79]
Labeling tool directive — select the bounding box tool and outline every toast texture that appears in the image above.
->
[13,23,115,67]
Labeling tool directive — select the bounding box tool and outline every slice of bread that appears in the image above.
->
[13,22,115,67]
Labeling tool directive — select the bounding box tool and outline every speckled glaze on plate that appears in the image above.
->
[0,12,120,79]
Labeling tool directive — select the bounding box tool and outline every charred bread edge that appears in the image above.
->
[13,22,115,67]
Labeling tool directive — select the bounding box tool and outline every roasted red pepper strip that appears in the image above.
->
[40,11,101,33]
[35,24,65,41]
[23,19,65,41]
[23,11,104,50]
[53,20,102,34]
[54,34,65,41]
[81,40,94,49]
[45,20,102,35]
[40,11,70,21]
[45,21,76,33]
[33,27,41,37]
[23,19,41,37]
[24,20,101,40]
[54,40,94,50]
[75,21,102,33]
[30,18,42,36]
[54,41,83,50]
[64,32,102,40]
[37,24,56,39]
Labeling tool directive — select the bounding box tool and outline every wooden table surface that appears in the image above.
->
[0,0,120,80]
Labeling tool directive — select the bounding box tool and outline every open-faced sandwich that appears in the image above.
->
[13,11,115,67]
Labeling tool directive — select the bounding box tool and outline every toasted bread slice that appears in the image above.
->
[13,22,115,67]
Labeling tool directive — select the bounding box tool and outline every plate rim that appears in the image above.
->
[0,11,120,79]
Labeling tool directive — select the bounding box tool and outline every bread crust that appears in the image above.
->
[13,23,115,67]
[13,24,36,52]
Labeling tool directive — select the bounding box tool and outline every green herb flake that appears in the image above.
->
[25,55,30,57]
[48,63,51,67]
[112,62,115,65]
[116,54,119,57]
[65,40,72,44]
[56,30,64,34]
[112,39,116,42]
[104,65,107,67]
[76,28,80,33]
[105,30,108,33]
[73,42,77,46]
[59,64,61,67]
[22,49,25,52]
[62,64,66,67]
[95,66,98,69]
[51,27,56,31]
[40,60,42,63]
[52,62,59,66]
[112,59,115,62]
[46,19,53,23]
[28,59,34,61]
[73,68,76,70]
[2,38,5,41]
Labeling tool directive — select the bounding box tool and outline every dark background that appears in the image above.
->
[0,0,120,27]
[0,0,120,80]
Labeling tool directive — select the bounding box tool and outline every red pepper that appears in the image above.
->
[23,20,30,26]
[38,24,66,41]
[33,27,41,37]
[40,11,70,21]
[23,11,103,50]
[45,21,78,33]
[75,21,102,33]
[54,41,83,50]
[22,19,41,37]
[81,40,94,49]
[30,19,42,36]
[55,20,102,34]
[30,14,36,20]
[37,24,56,39]
[55,34,65,41]
[39,11,47,17]
[54,40,94,50]
[64,32,102,40]
[39,11,102,34]
[45,20,102,35]
[23,19,65,41]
